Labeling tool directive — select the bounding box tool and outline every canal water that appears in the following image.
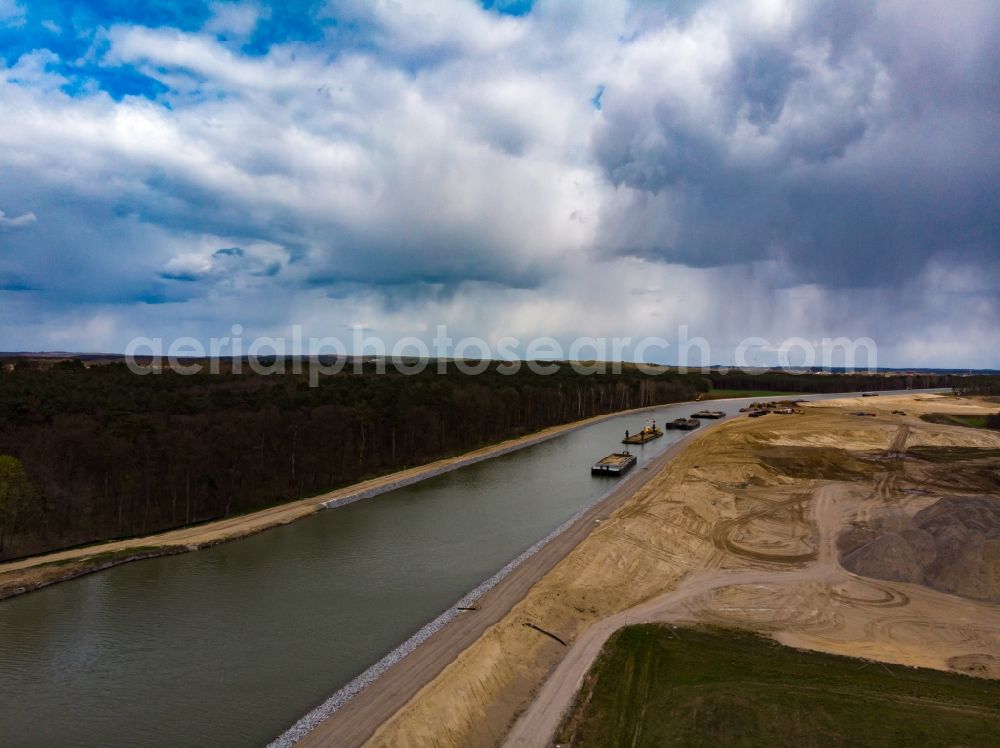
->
[0,391,934,747]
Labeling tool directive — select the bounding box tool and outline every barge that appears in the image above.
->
[692,410,725,419]
[668,417,701,430]
[740,399,803,413]
[591,452,638,476]
[622,421,664,444]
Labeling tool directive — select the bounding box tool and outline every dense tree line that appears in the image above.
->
[0,455,36,556]
[0,359,975,560]
[0,360,704,559]
[954,377,1000,397]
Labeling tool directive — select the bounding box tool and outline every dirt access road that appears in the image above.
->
[503,484,848,746]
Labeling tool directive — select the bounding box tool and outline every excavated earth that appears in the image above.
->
[360,394,1000,748]
[842,492,1000,602]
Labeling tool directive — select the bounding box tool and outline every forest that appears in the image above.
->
[954,376,1000,398]
[0,358,967,560]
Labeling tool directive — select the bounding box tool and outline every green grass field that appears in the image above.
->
[920,412,999,430]
[906,445,1000,462]
[555,626,1000,747]
[700,389,800,400]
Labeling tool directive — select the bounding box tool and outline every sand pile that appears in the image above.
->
[842,496,1000,602]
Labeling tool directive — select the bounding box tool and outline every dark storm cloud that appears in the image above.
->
[733,47,804,128]
[594,0,1000,288]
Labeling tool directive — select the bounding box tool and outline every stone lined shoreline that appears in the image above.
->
[270,473,637,747]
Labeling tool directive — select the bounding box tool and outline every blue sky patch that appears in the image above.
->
[61,63,169,100]
[480,0,534,17]
[592,85,605,110]
[242,0,329,55]
[1,0,333,97]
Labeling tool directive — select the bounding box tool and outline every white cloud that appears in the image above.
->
[2,49,68,92]
[66,17,609,289]
[0,0,25,28]
[0,209,36,228]
[159,237,289,285]
[204,1,265,39]
[327,0,528,60]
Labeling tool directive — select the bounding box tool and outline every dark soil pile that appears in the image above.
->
[842,496,1000,602]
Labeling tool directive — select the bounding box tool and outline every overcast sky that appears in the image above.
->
[0,0,997,367]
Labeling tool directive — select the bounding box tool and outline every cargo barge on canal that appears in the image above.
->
[692,410,725,419]
[591,451,638,476]
[667,417,701,430]
[622,421,664,444]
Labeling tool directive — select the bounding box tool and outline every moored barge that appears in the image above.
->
[622,421,664,444]
[591,452,638,476]
[667,417,701,430]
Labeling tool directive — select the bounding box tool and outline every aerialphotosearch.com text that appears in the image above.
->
[124,324,878,386]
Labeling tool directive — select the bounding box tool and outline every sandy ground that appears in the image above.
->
[365,393,1000,748]
[0,403,672,600]
[805,391,994,416]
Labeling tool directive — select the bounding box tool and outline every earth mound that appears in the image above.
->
[841,496,1000,602]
